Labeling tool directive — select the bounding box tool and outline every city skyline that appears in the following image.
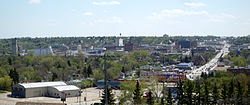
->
[0,0,250,38]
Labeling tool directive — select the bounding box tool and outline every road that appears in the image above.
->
[186,42,230,80]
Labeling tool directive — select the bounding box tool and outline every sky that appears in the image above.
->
[0,0,250,38]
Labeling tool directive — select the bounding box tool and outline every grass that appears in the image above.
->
[0,90,7,94]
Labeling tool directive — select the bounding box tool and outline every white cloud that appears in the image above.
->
[94,17,123,23]
[84,12,93,16]
[149,9,208,20]
[92,1,120,6]
[220,13,237,19]
[208,13,237,23]
[184,2,206,8]
[149,9,237,23]
[29,0,40,4]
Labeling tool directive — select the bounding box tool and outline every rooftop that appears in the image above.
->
[177,63,193,67]
[53,85,80,91]
[20,81,66,88]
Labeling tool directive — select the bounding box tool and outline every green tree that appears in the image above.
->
[118,81,136,104]
[204,81,210,105]
[8,57,12,65]
[87,65,92,77]
[121,66,125,73]
[240,49,249,59]
[184,80,193,105]
[177,77,184,105]
[147,90,154,105]
[231,57,246,67]
[90,69,104,83]
[228,78,234,104]
[167,88,173,105]
[133,81,143,105]
[9,69,19,84]
[160,96,165,105]
[236,73,248,96]
[101,87,115,105]
[83,66,87,78]
[40,57,54,71]
[0,67,7,78]
[52,72,58,81]
[212,83,219,105]
[221,82,228,104]
[20,69,35,81]
[136,70,141,78]
[67,59,72,67]
[195,80,201,105]
[184,56,189,63]
[23,56,33,66]
[236,81,243,105]
[0,76,12,90]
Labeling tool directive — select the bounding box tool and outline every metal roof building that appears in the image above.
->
[20,81,66,88]
[11,81,80,98]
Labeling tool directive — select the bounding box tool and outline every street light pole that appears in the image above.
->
[104,54,108,105]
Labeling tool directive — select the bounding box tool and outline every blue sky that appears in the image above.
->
[0,0,250,38]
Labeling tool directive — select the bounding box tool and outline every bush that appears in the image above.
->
[0,76,13,90]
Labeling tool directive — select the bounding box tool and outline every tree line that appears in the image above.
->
[101,71,250,105]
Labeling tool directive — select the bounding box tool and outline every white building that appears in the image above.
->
[115,38,124,46]
[11,81,80,98]
[32,46,54,56]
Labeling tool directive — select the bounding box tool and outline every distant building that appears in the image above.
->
[96,80,121,89]
[11,81,80,98]
[77,45,83,55]
[191,41,198,48]
[115,38,124,47]
[157,73,185,82]
[178,40,191,48]
[12,38,18,55]
[175,62,193,70]
[163,34,169,37]
[32,46,54,56]
[124,43,134,52]
[191,55,206,66]
[105,46,117,51]
[191,46,215,54]
[139,65,161,71]
[85,47,105,57]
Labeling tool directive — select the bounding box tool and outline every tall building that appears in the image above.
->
[115,35,124,47]
[178,40,191,48]
[191,41,198,48]
[12,38,18,55]
[77,45,82,54]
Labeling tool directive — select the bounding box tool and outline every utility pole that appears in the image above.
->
[104,54,108,105]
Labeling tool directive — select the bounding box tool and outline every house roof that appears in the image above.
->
[177,63,193,67]
[53,85,80,91]
[20,81,66,88]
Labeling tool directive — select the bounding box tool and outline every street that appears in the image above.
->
[187,42,230,80]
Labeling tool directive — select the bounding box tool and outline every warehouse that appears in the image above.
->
[11,81,80,98]
[48,85,81,98]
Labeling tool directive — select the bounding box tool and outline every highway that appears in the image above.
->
[186,42,230,80]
